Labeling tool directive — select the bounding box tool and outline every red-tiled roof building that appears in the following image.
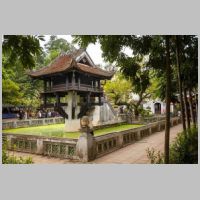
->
[29,49,115,128]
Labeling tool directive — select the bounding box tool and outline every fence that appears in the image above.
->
[118,114,167,124]
[95,117,181,158]
[3,117,181,162]
[4,134,78,160]
[2,117,65,130]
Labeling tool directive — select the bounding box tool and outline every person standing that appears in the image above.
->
[24,110,28,120]
[38,110,42,118]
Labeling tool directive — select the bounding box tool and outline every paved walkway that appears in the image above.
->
[8,124,183,164]
[92,124,183,164]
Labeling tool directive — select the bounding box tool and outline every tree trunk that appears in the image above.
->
[164,36,171,164]
[134,108,139,120]
[195,93,198,122]
[188,89,196,126]
[175,35,186,131]
[183,88,190,129]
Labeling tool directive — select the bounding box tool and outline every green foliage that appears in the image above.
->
[104,73,132,105]
[2,35,75,107]
[2,141,33,164]
[3,35,43,69]
[170,126,198,164]
[146,126,198,164]
[2,58,42,107]
[2,64,23,105]
[139,106,152,117]
[73,35,197,103]
[45,35,75,53]
[146,148,164,164]
[73,36,154,117]
[44,35,76,66]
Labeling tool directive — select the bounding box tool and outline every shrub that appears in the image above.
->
[2,140,33,164]
[139,106,153,118]
[146,148,164,164]
[146,126,198,164]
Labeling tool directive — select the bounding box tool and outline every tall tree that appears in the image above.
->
[175,36,186,131]
[73,35,152,118]
[45,35,75,53]
[164,36,171,164]
[121,61,151,118]
[73,35,196,163]
[2,35,44,107]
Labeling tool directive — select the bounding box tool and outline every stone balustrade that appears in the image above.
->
[2,117,65,130]
[118,114,167,124]
[4,133,78,160]
[3,117,181,162]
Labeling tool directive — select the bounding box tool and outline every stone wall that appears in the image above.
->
[4,134,78,160]
[3,117,181,162]
[94,117,181,159]
[2,117,64,130]
[118,114,166,124]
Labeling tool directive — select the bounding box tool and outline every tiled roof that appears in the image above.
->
[28,51,114,79]
[76,63,114,78]
[28,55,73,77]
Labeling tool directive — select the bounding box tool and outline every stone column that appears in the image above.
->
[76,117,96,162]
[64,92,81,132]
[149,127,152,135]
[118,134,124,148]
[135,130,141,141]
[36,138,44,154]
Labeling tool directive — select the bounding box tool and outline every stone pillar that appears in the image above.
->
[76,117,96,162]
[64,92,81,132]
[149,127,152,135]
[75,95,80,118]
[36,138,44,154]
[118,134,124,148]
[13,121,17,128]
[135,131,141,141]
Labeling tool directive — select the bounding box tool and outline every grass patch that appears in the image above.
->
[3,123,143,139]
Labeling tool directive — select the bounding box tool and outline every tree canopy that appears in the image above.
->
[2,35,75,107]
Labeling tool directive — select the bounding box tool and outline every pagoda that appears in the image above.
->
[29,49,115,131]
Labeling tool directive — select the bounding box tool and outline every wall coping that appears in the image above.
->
[3,117,180,142]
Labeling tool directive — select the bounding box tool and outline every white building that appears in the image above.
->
[143,99,174,115]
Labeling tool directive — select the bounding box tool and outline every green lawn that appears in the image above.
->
[3,123,143,139]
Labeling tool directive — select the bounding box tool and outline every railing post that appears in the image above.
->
[36,138,44,154]
[135,130,141,141]
[76,116,96,162]
[13,121,17,128]
[118,134,124,148]
[149,126,152,135]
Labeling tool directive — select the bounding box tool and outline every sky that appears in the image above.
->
[41,35,133,67]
